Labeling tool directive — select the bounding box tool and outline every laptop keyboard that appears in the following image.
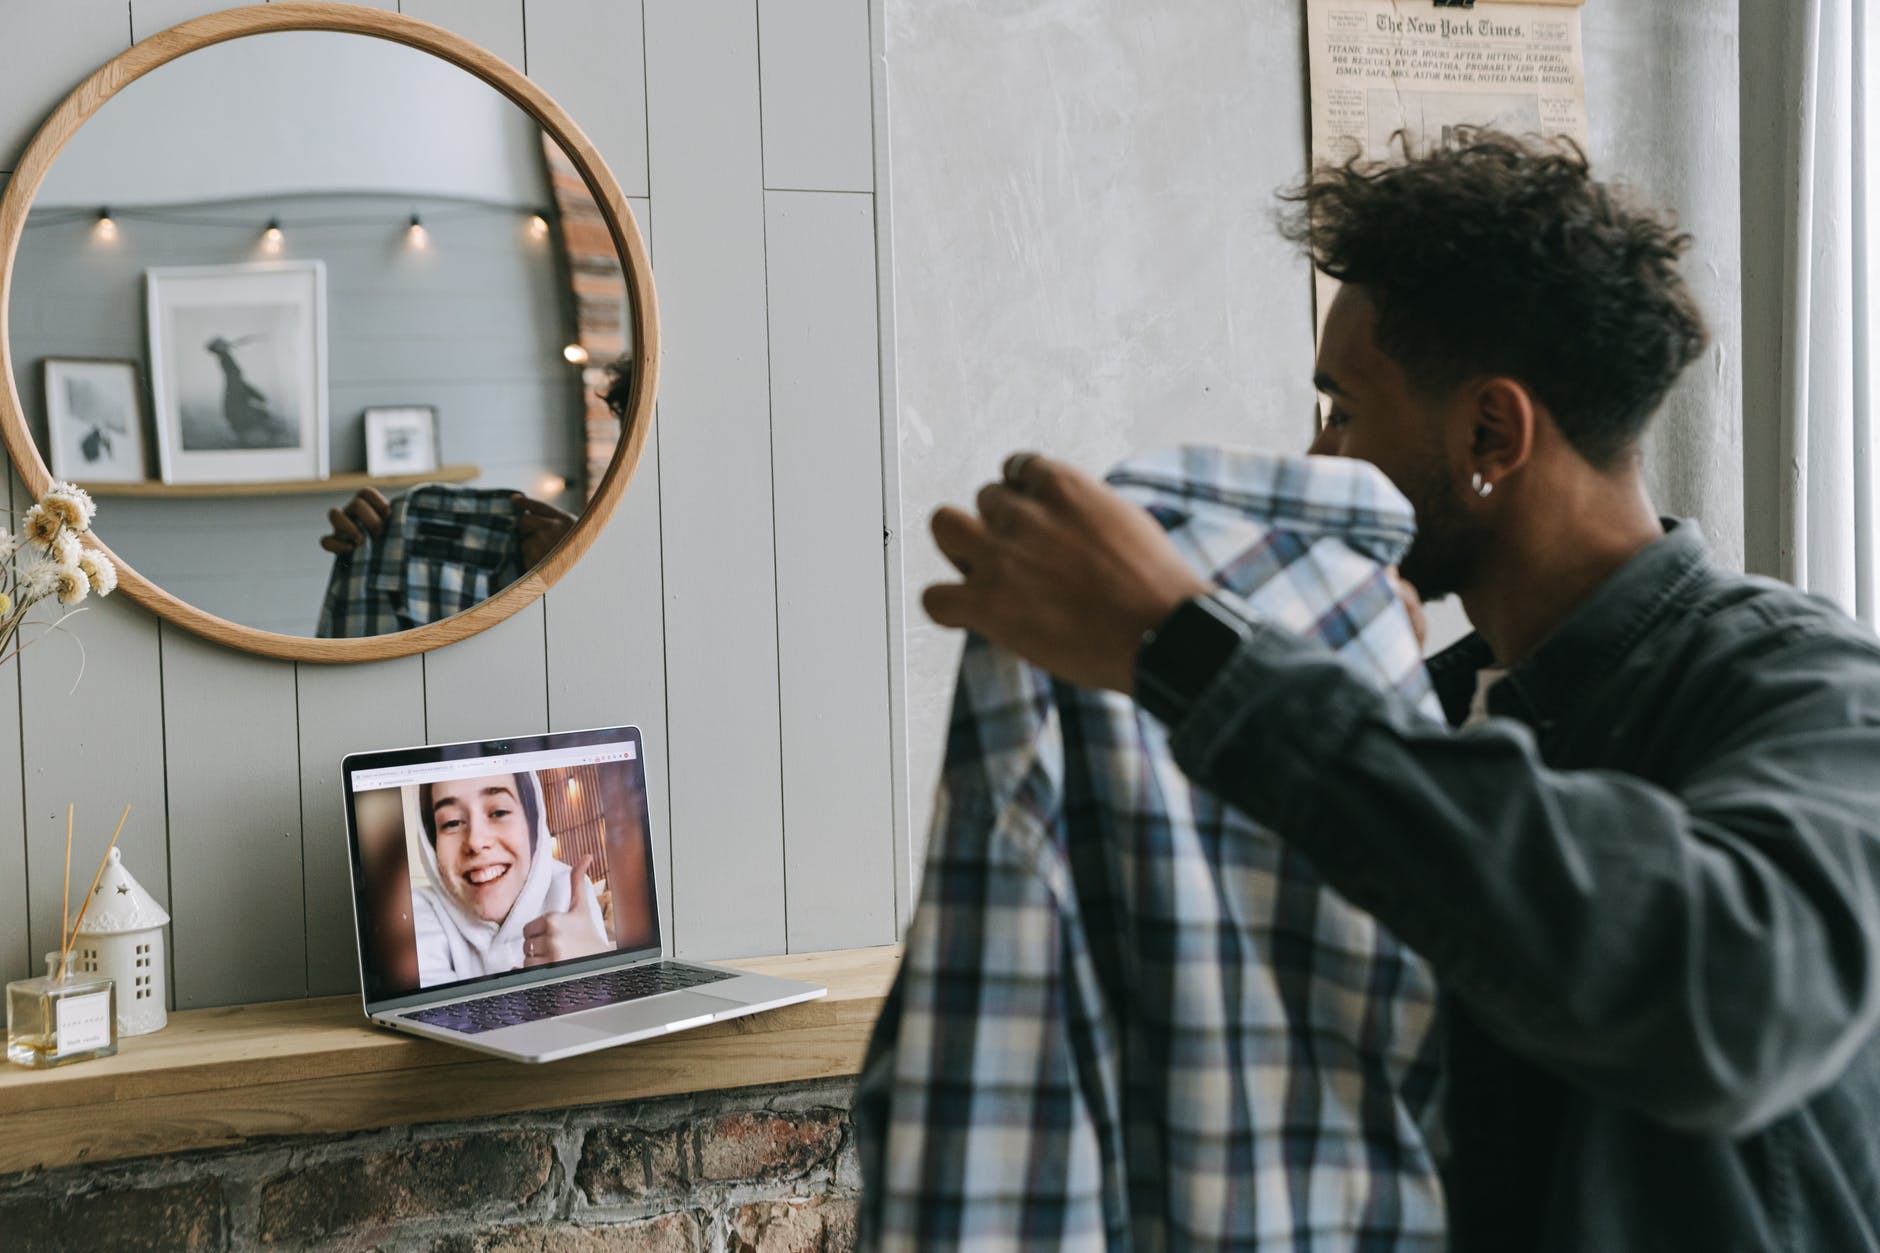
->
[402,962,736,1036]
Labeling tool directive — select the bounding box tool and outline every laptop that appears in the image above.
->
[341,724,825,1063]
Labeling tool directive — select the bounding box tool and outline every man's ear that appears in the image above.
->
[1468,377,1537,482]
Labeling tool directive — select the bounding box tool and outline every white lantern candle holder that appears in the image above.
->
[70,848,170,1036]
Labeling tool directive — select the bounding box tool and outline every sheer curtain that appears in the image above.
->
[1740,0,1877,627]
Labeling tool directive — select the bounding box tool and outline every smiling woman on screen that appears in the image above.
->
[410,769,609,986]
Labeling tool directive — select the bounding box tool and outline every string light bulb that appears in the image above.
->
[562,343,589,365]
[528,213,550,240]
[94,207,117,243]
[261,218,284,254]
[406,212,430,250]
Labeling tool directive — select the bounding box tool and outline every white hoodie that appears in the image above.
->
[410,770,609,986]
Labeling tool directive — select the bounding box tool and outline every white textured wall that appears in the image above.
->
[884,0,1745,843]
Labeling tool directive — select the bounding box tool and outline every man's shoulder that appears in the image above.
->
[1669,565,1880,680]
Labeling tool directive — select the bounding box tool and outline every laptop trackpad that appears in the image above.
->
[564,989,745,1038]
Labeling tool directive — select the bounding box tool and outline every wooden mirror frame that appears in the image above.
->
[0,2,659,663]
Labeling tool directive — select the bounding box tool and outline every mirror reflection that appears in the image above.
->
[7,30,633,638]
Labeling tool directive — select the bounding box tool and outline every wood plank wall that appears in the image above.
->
[0,0,906,1006]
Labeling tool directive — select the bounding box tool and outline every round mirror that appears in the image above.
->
[0,3,658,661]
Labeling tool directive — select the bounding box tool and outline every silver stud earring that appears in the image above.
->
[1471,472,1494,498]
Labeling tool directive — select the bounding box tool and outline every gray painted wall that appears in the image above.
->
[34,30,546,208]
[0,0,903,1006]
[883,0,1746,843]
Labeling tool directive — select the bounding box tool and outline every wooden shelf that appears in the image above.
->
[78,463,481,499]
[0,945,899,1174]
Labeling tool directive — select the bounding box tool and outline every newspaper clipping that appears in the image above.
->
[1305,0,1589,335]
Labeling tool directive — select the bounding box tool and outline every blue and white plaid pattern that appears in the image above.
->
[317,485,527,638]
[857,447,1447,1251]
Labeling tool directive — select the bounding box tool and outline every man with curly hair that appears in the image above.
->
[923,134,1880,1250]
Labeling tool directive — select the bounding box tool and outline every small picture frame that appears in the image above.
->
[146,260,328,485]
[363,406,440,478]
[42,357,149,483]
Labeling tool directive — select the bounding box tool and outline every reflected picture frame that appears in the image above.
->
[363,405,440,478]
[42,356,149,483]
[146,259,328,486]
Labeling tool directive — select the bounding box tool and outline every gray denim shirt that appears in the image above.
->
[1169,520,1880,1251]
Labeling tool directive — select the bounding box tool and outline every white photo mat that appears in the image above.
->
[42,357,149,483]
[364,405,441,477]
[145,261,328,485]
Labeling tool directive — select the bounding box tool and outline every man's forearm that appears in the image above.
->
[1165,620,1880,1136]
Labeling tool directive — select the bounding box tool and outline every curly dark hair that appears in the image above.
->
[598,356,634,420]
[1280,133,1709,466]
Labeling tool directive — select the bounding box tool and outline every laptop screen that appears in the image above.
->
[343,725,659,1006]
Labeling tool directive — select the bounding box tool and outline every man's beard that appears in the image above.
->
[1396,455,1488,603]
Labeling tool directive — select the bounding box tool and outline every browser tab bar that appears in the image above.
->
[350,741,636,792]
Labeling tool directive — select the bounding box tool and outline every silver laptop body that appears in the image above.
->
[342,725,824,1064]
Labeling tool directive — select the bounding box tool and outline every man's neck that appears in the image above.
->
[1458,473,1664,666]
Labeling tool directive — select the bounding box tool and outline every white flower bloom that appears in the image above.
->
[21,504,59,549]
[78,550,117,597]
[0,529,18,560]
[53,565,88,607]
[17,557,59,603]
[47,532,80,570]
[41,483,96,532]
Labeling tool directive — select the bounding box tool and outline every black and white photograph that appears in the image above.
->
[146,261,328,484]
[41,357,148,482]
[364,405,440,477]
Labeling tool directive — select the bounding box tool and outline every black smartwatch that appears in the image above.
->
[1134,590,1252,726]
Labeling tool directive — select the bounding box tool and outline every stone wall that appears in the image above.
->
[0,1078,858,1253]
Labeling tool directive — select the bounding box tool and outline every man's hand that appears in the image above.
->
[1388,567,1428,650]
[521,855,610,967]
[924,453,1211,694]
[514,495,577,568]
[319,488,391,555]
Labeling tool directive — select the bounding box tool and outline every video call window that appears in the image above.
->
[350,744,657,998]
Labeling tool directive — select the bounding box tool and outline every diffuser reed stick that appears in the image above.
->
[59,804,72,976]
[57,804,131,979]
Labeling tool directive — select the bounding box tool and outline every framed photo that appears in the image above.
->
[145,260,328,485]
[41,357,149,483]
[363,406,440,477]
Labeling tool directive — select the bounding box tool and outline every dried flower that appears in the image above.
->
[53,565,88,607]
[18,557,59,602]
[0,488,105,675]
[21,504,59,548]
[40,483,96,533]
[77,550,117,597]
[47,532,80,570]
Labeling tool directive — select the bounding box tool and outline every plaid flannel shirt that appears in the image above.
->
[856,447,1447,1252]
[317,485,527,638]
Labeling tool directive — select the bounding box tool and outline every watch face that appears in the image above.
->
[1136,594,1247,724]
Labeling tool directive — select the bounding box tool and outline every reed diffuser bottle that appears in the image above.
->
[7,951,117,1068]
[6,802,134,1068]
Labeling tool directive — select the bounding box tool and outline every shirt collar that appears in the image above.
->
[1425,519,1713,727]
